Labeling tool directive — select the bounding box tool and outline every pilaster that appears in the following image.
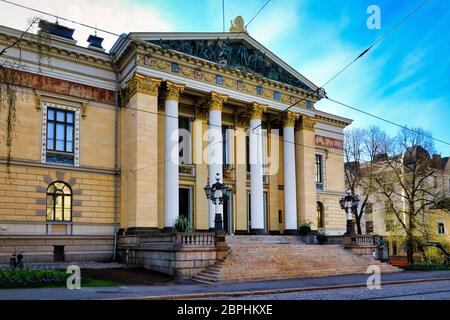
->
[295,114,318,229]
[120,73,161,230]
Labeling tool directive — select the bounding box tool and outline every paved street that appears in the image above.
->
[0,271,449,300]
[202,280,450,300]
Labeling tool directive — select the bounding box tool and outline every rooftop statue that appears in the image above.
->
[229,16,248,34]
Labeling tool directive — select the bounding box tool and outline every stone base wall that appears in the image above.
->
[0,236,114,264]
[117,233,228,279]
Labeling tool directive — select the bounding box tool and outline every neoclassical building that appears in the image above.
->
[0,19,351,263]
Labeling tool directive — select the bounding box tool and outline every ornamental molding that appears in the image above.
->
[297,114,317,131]
[132,48,318,109]
[248,102,267,120]
[283,111,300,127]
[0,33,112,72]
[164,81,185,101]
[207,92,228,111]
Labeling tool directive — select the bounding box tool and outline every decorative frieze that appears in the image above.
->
[164,81,185,101]
[315,135,344,151]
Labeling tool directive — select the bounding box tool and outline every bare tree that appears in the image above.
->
[0,18,49,169]
[344,126,390,234]
[375,127,444,264]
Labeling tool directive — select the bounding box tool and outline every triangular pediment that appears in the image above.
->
[135,32,317,92]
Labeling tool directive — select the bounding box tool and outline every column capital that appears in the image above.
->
[207,92,228,112]
[193,105,209,122]
[248,102,267,120]
[283,111,300,127]
[164,81,185,101]
[296,114,317,131]
[126,73,162,98]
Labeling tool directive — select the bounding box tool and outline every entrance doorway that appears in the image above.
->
[222,192,233,234]
[179,186,192,225]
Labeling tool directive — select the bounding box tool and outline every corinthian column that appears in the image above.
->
[283,111,300,234]
[164,81,185,231]
[249,102,267,234]
[207,92,228,230]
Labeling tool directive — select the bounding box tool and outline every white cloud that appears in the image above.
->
[389,49,426,85]
[248,0,300,46]
[0,0,173,50]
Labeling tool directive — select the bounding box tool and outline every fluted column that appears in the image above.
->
[283,111,300,234]
[164,81,185,230]
[249,103,267,234]
[207,92,228,230]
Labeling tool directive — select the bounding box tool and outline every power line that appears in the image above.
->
[325,96,450,147]
[256,0,431,129]
[123,104,345,173]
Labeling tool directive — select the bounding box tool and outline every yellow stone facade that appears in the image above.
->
[0,23,352,263]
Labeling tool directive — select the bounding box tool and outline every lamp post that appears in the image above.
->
[339,189,360,236]
[204,173,231,232]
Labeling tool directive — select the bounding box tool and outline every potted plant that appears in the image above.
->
[316,231,328,245]
[298,221,312,236]
[174,216,193,233]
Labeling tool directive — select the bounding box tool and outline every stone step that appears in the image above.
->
[192,241,401,283]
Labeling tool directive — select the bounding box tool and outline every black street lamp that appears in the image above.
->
[339,189,360,235]
[204,173,231,232]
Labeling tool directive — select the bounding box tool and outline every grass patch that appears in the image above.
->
[0,269,123,289]
[403,262,450,271]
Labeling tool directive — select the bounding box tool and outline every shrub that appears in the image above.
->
[298,221,312,236]
[0,269,69,288]
[404,262,449,271]
[316,231,328,245]
[174,215,193,233]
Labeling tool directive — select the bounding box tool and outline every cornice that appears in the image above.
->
[0,33,113,72]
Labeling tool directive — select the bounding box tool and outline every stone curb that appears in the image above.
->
[106,277,450,300]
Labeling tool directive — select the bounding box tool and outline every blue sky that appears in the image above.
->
[3,0,450,154]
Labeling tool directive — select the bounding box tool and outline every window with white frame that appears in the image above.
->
[41,102,80,166]
[315,153,325,191]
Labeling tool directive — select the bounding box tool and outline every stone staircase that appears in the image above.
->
[192,235,400,283]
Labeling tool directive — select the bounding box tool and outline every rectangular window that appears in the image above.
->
[438,223,445,234]
[315,154,324,191]
[46,107,75,165]
[178,116,192,165]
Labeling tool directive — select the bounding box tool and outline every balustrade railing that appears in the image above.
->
[174,232,216,247]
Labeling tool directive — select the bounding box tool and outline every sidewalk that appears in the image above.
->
[1,271,450,300]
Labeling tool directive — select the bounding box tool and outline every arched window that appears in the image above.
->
[317,201,325,229]
[46,182,72,222]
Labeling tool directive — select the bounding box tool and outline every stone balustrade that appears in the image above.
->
[174,232,216,247]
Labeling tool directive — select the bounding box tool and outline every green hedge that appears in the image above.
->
[403,262,450,271]
[0,269,69,288]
